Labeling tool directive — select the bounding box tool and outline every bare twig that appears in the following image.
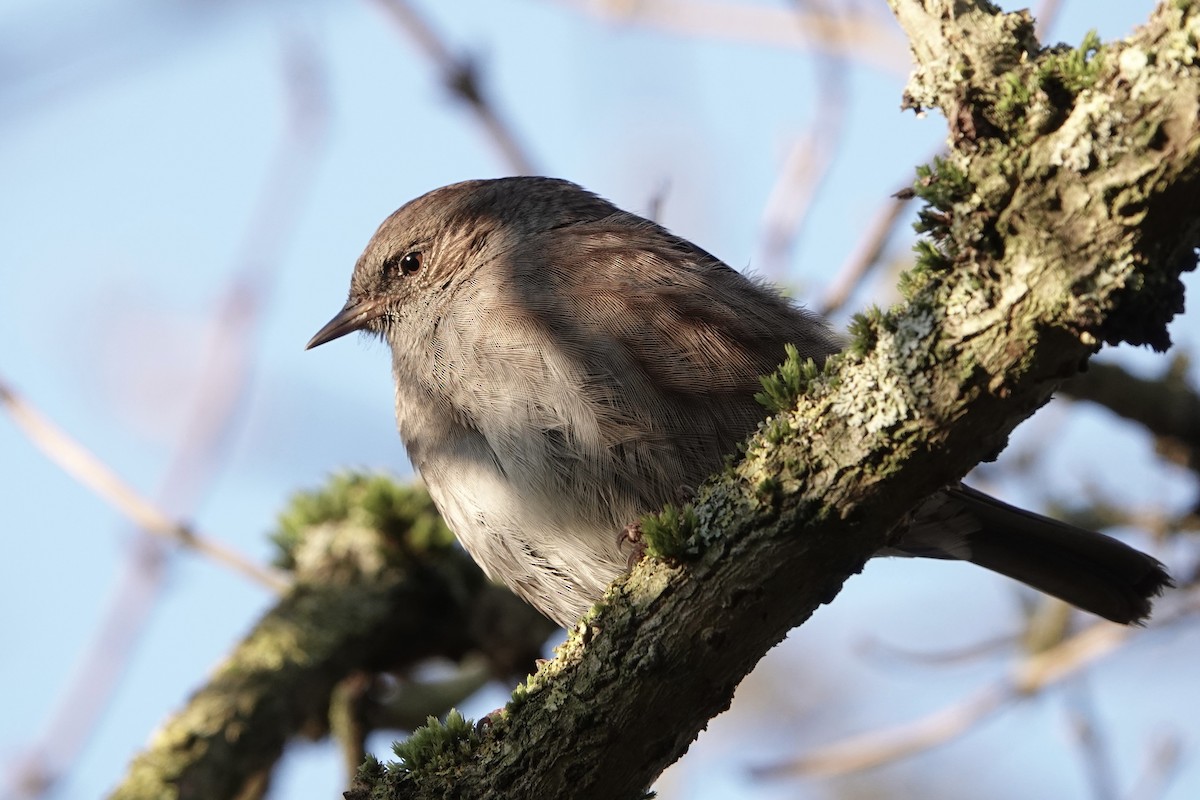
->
[1059,357,1200,476]
[0,379,288,592]
[756,589,1197,779]
[367,0,536,174]
[1128,734,1184,800]
[642,178,672,223]
[817,178,915,316]
[1063,679,1119,800]
[559,0,911,74]
[757,5,849,281]
[857,630,1017,666]
[752,682,1015,778]
[6,33,328,800]
[1034,0,1064,39]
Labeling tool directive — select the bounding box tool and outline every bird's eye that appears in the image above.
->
[383,251,423,279]
[400,251,422,275]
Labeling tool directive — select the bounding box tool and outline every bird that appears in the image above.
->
[307,176,1171,628]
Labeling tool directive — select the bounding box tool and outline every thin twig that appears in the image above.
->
[1059,357,1200,476]
[817,179,915,316]
[367,0,536,174]
[755,589,1197,779]
[752,683,1015,778]
[0,379,289,592]
[1127,733,1184,800]
[1063,678,1119,800]
[757,6,849,281]
[1034,0,1064,39]
[857,631,1017,666]
[6,32,327,800]
[561,0,911,74]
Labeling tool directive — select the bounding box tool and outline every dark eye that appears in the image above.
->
[383,251,423,278]
[400,251,422,275]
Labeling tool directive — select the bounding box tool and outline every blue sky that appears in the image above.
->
[2,1,1197,798]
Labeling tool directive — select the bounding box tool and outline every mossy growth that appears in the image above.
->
[912,156,970,214]
[271,472,453,570]
[993,30,1105,137]
[391,709,479,776]
[894,238,956,302]
[846,307,889,358]
[1040,30,1104,94]
[755,343,825,413]
[994,70,1034,124]
[640,503,700,560]
[354,753,386,787]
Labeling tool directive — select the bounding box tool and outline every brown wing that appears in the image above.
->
[508,212,842,504]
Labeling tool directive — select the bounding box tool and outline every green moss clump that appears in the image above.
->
[1040,30,1104,94]
[354,753,386,786]
[913,156,970,212]
[640,503,700,560]
[391,709,479,775]
[994,70,1034,123]
[755,344,823,413]
[846,307,887,358]
[271,472,453,570]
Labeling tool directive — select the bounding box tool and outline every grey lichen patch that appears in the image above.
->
[901,6,1036,114]
[1047,90,1119,172]
[943,267,1012,338]
[622,557,678,613]
[826,309,937,437]
[1119,46,1150,82]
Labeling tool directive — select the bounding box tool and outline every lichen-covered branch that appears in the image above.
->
[348,3,1200,798]
[110,475,553,800]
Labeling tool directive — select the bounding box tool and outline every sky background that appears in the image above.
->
[2,1,1198,798]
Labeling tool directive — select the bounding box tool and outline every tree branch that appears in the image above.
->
[109,476,553,800]
[1060,358,1200,476]
[350,3,1200,797]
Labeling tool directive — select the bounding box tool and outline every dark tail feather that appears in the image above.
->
[900,486,1172,625]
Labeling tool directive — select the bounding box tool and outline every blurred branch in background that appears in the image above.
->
[817,177,915,317]
[4,0,1197,798]
[367,0,538,174]
[1130,734,1185,800]
[1063,678,1119,800]
[557,0,911,73]
[5,32,330,800]
[754,0,849,281]
[1060,356,1200,482]
[0,379,289,592]
[754,586,1199,783]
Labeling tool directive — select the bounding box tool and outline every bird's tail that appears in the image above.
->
[892,485,1172,625]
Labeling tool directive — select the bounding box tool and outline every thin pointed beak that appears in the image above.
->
[306,297,387,350]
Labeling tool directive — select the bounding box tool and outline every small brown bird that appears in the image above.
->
[309,177,1170,628]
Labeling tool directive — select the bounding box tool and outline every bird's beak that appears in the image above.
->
[306,296,387,350]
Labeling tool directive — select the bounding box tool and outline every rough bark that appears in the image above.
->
[347,2,1200,798]
[110,478,553,800]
